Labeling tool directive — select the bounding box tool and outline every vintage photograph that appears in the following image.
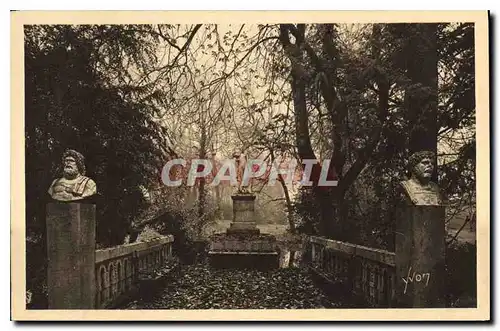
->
[11,11,490,321]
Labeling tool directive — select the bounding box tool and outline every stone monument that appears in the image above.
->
[48,149,97,201]
[395,150,446,308]
[400,150,444,206]
[46,149,97,309]
[208,151,278,269]
[232,150,251,194]
[226,151,260,235]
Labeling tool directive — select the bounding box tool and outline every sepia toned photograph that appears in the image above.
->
[10,11,490,321]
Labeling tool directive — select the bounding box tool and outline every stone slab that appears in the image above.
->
[226,227,261,236]
[209,236,277,252]
[308,236,395,266]
[208,251,280,270]
[395,205,446,308]
[95,236,174,263]
[46,202,96,309]
[231,194,257,226]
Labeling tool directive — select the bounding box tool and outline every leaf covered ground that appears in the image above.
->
[125,264,341,309]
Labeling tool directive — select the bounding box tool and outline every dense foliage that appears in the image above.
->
[278,23,476,249]
[25,25,178,305]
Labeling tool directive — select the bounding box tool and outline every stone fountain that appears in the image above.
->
[208,193,279,269]
[208,152,279,269]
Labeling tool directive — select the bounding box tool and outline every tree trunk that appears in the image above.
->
[197,117,208,238]
[280,179,296,234]
[279,24,345,240]
[404,23,439,180]
[314,186,348,240]
[214,177,223,219]
[270,150,296,234]
[288,250,296,268]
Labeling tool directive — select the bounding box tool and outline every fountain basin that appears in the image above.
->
[208,232,279,269]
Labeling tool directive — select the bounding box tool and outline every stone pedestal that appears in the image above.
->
[46,202,96,309]
[226,194,260,235]
[209,194,278,269]
[395,205,446,308]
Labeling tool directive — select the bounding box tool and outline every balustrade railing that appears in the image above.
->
[305,236,396,307]
[94,236,174,308]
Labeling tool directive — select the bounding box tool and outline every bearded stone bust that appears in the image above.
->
[48,149,97,202]
[400,151,444,206]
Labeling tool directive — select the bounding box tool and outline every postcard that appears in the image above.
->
[11,10,490,321]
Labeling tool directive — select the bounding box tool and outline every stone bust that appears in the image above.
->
[400,150,443,206]
[48,149,97,202]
